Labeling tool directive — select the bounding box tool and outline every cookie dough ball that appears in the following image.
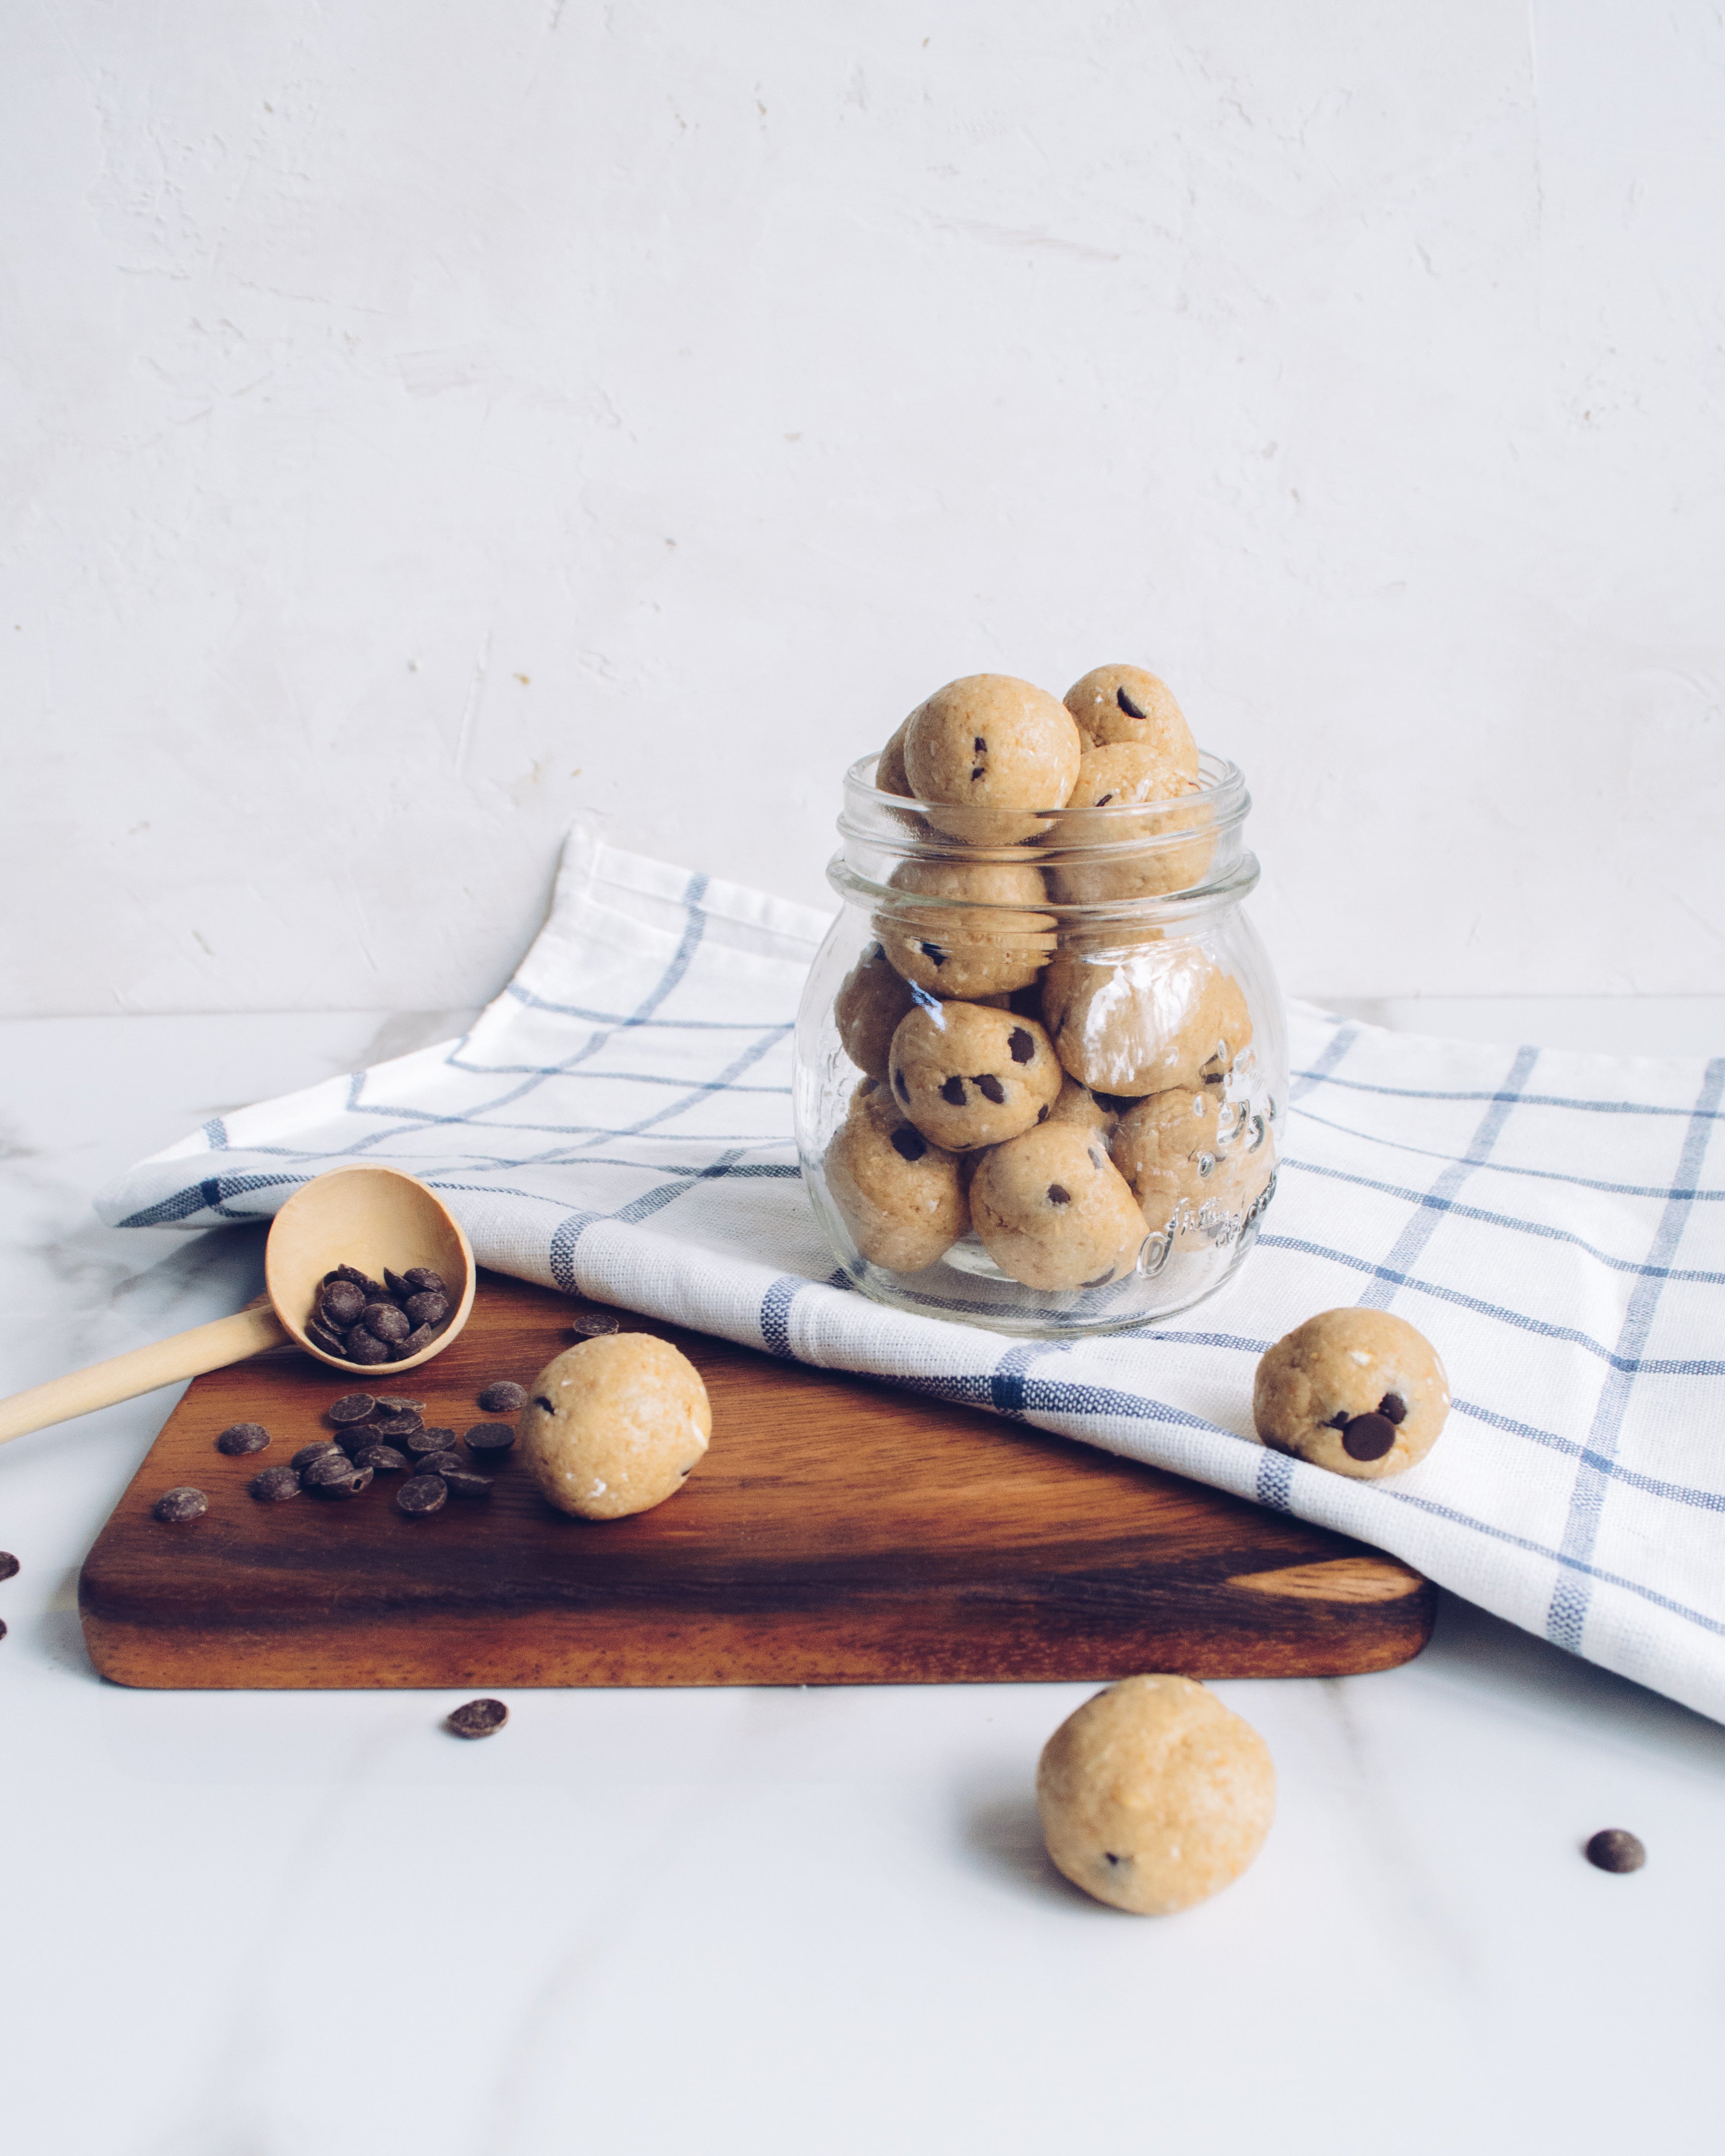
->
[903,676,1082,840]
[1037,1674,1275,1915]
[1111,1087,1275,1230]
[823,1079,969,1272]
[875,716,914,799]
[1253,1309,1449,1480]
[521,1333,711,1520]
[1063,664,1198,771]
[876,858,1054,1003]
[1051,746,1213,904]
[1042,941,1252,1100]
[888,1002,1063,1152]
[835,943,918,1079]
[969,1122,1147,1290]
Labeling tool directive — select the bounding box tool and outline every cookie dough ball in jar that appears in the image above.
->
[835,943,918,1080]
[1253,1309,1449,1480]
[1037,1674,1275,1915]
[1042,940,1252,1100]
[875,715,914,799]
[888,1002,1063,1152]
[824,1079,970,1273]
[969,1122,1148,1290]
[903,676,1082,842]
[1111,1086,1275,1230]
[1063,664,1197,771]
[875,857,1054,1002]
[521,1333,711,1520]
[1050,746,1213,905]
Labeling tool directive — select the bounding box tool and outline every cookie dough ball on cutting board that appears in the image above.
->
[1042,941,1253,1100]
[522,1333,711,1520]
[1253,1308,1449,1480]
[824,1079,970,1273]
[1037,1674,1275,1915]
[835,944,918,1079]
[1111,1087,1274,1228]
[875,857,1054,1002]
[888,1002,1063,1152]
[969,1122,1147,1290]
[903,676,1082,839]
[1063,664,1197,770]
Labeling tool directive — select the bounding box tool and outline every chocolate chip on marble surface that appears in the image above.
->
[292,1441,346,1473]
[215,1422,270,1457]
[1585,1829,1646,1874]
[1341,1413,1397,1462]
[352,1443,411,1474]
[404,1290,449,1328]
[397,1474,448,1518]
[476,1380,528,1415]
[442,1466,493,1499]
[0,1553,18,1582]
[567,1312,621,1339]
[406,1426,457,1456]
[1379,1392,1408,1425]
[446,1698,508,1739]
[464,1423,516,1456]
[250,1465,301,1502]
[153,1486,208,1524]
[328,1393,378,1426]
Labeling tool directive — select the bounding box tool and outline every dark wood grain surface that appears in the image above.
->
[79,1272,1434,1689]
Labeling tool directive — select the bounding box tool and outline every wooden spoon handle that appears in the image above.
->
[0,1305,289,1448]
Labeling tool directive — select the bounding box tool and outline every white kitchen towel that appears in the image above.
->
[97,833,1725,1722]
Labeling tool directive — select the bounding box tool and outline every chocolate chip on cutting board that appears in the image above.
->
[441,1467,493,1499]
[313,1462,374,1500]
[405,1427,457,1456]
[446,1698,508,1739]
[370,1410,424,1439]
[0,1553,18,1582]
[463,1423,516,1456]
[413,1451,463,1477]
[302,1450,365,1489]
[250,1465,302,1502]
[1585,1829,1646,1874]
[396,1474,448,1518]
[327,1393,378,1426]
[292,1441,347,1473]
[153,1487,208,1524]
[215,1422,271,1456]
[352,1443,411,1474]
[568,1312,621,1339]
[476,1381,527,1415]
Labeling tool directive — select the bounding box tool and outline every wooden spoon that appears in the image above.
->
[0,1166,476,1449]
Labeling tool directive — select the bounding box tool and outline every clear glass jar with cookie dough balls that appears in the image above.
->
[792,667,1288,1339]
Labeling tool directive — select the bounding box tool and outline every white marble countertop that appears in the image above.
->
[4,1004,1725,2156]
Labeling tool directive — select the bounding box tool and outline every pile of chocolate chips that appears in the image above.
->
[247,1390,508,1516]
[306,1266,453,1366]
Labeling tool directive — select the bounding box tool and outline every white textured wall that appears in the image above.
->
[3,0,1723,1014]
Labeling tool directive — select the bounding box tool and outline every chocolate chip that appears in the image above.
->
[406,1426,458,1455]
[1008,1028,1035,1064]
[1341,1412,1397,1461]
[568,1312,621,1338]
[464,1423,516,1456]
[893,1071,910,1101]
[442,1466,493,1499]
[404,1290,449,1327]
[363,1303,410,1345]
[324,1265,371,1289]
[0,1619,6,1641]
[374,1397,423,1415]
[370,1411,424,1439]
[447,1697,508,1739]
[250,1465,301,1501]
[292,1441,345,1472]
[402,1268,447,1295]
[1036,1105,1050,1122]
[343,1329,391,1366]
[313,1462,374,1500]
[306,1319,351,1358]
[890,1124,927,1162]
[1379,1392,1408,1425]
[1325,1412,1350,1431]
[352,1443,411,1473]
[1116,686,1147,720]
[1047,1184,1071,1206]
[397,1474,448,1517]
[414,1451,462,1477]
[1585,1829,1645,1874]
[319,1281,366,1326]
[476,1380,528,1415]
[973,735,986,753]
[0,1553,17,1582]
[533,1395,554,1414]
[303,1450,365,1489]
[153,1486,208,1523]
[1202,1070,1224,1087]
[1081,1270,1114,1288]
[1095,791,1115,806]
[918,942,946,967]
[940,1076,967,1106]
[328,1393,378,1425]
[395,1324,439,1358]
[383,1269,411,1297]
[215,1422,270,1456]
[970,765,985,781]
[975,1073,1006,1104]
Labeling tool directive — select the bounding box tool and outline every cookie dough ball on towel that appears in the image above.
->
[1042,941,1252,1100]
[1253,1309,1449,1480]
[835,944,918,1079]
[1063,664,1198,771]
[1037,1674,1275,1915]
[824,1080,969,1272]
[1051,746,1212,905]
[969,1123,1147,1290]
[888,1002,1063,1152]
[522,1333,711,1520]
[904,675,1082,841]
[876,857,1054,1001]
[1111,1087,1274,1228]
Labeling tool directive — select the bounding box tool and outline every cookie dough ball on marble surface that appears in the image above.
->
[888,1002,1063,1153]
[1042,941,1252,1100]
[1050,746,1212,905]
[1111,1087,1275,1229]
[1063,664,1198,771]
[969,1122,1148,1290]
[903,676,1082,838]
[1037,1674,1275,1915]
[824,1079,970,1272]
[521,1333,711,1520]
[875,716,914,799]
[1253,1308,1449,1480]
[876,857,1054,1002]
[835,944,919,1079]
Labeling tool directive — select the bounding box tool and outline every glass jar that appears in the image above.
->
[793,750,1287,1337]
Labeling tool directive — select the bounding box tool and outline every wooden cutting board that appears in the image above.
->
[79,1272,1434,1689]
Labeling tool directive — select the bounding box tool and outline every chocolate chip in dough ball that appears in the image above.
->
[888,1002,1063,1152]
[875,716,914,799]
[1063,665,1198,771]
[969,1122,1148,1289]
[1037,1674,1275,1915]
[875,857,1054,1002]
[903,675,1082,842]
[521,1333,711,1521]
[1111,1087,1275,1231]
[835,944,919,1079]
[1050,746,1213,904]
[1042,940,1252,1100]
[823,1080,970,1273]
[1253,1308,1449,1481]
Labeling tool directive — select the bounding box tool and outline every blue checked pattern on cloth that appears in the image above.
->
[95,832,1725,1722]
